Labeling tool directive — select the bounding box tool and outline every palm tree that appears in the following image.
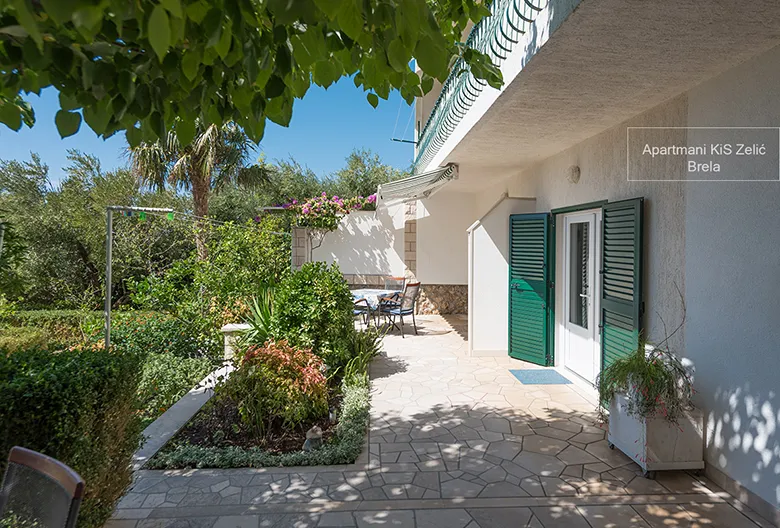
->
[128,121,269,259]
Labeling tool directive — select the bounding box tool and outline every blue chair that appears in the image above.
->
[379,282,421,338]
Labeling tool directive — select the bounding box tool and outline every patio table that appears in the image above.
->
[351,289,398,310]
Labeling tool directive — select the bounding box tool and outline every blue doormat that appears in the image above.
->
[510,369,571,385]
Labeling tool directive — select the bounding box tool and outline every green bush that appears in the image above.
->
[218,340,328,438]
[271,262,355,373]
[110,312,222,361]
[138,353,213,428]
[0,326,50,352]
[0,344,145,528]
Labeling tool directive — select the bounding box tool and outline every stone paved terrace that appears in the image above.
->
[107,316,774,528]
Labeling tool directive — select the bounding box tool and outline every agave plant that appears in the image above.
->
[342,327,385,383]
[240,285,275,348]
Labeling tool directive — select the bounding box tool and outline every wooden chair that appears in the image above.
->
[0,447,85,528]
[379,282,421,338]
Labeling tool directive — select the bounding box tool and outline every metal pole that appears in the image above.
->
[0,222,5,261]
[104,208,113,349]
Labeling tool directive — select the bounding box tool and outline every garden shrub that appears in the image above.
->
[138,353,213,428]
[218,340,328,437]
[147,372,370,469]
[271,262,355,373]
[0,343,145,528]
[110,311,221,361]
[0,326,50,352]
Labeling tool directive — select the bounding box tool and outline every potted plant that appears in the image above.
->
[597,343,704,479]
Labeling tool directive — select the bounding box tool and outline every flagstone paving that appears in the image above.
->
[107,316,773,528]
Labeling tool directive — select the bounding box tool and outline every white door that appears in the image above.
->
[563,211,601,384]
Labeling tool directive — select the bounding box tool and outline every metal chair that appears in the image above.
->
[353,298,372,326]
[0,447,85,528]
[383,277,405,291]
[379,282,421,338]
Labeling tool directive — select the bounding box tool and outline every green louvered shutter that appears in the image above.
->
[509,213,553,366]
[600,198,644,370]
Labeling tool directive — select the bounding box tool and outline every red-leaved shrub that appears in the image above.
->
[219,340,328,437]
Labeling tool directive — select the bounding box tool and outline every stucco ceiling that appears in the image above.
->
[442,0,780,192]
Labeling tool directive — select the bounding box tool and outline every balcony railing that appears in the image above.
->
[414,0,548,172]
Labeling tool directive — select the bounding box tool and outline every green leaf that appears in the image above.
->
[313,60,340,89]
[267,0,302,25]
[337,0,363,41]
[125,126,143,148]
[55,110,82,138]
[59,92,79,111]
[72,5,103,36]
[186,0,210,23]
[215,24,233,59]
[0,100,23,131]
[161,0,183,18]
[181,50,201,81]
[11,0,43,50]
[414,36,447,80]
[366,93,378,108]
[82,102,112,135]
[291,28,326,70]
[176,117,196,146]
[39,0,78,25]
[387,39,408,73]
[313,0,341,19]
[148,5,171,62]
[265,94,293,127]
[118,70,136,102]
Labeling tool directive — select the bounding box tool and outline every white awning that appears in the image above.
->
[377,164,458,205]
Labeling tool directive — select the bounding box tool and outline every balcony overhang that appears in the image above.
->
[416,0,780,191]
[377,164,458,205]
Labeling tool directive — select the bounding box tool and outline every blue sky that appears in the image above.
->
[0,80,416,184]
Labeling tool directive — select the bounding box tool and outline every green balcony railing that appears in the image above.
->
[413,0,548,173]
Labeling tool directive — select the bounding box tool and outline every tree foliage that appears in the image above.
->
[0,151,193,307]
[0,0,502,143]
[128,120,270,258]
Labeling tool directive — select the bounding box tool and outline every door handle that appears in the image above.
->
[578,293,589,298]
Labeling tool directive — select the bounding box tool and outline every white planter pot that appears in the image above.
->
[608,393,704,477]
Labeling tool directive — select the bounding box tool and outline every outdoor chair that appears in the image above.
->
[0,446,85,528]
[384,277,406,291]
[379,281,421,338]
[353,298,372,327]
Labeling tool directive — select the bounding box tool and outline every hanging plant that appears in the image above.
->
[597,343,695,425]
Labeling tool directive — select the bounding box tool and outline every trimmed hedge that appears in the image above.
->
[1,309,97,342]
[0,326,49,352]
[0,344,145,528]
[147,373,370,469]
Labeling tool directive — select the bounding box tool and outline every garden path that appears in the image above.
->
[107,316,773,528]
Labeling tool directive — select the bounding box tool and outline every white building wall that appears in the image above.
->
[487,96,688,354]
[468,197,536,356]
[415,191,475,285]
[311,205,406,277]
[472,45,780,514]
[684,45,780,516]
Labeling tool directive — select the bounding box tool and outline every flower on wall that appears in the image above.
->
[281,194,377,233]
